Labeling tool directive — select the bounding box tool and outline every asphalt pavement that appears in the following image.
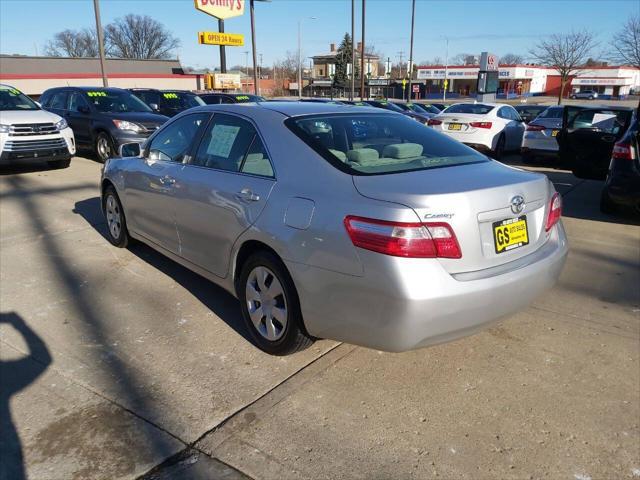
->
[0,154,638,480]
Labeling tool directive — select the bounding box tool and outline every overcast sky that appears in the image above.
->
[0,0,637,69]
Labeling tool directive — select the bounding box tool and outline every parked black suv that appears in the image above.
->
[601,118,640,214]
[40,87,169,162]
[556,105,634,179]
[128,89,205,117]
[199,93,265,104]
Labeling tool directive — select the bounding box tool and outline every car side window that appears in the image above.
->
[220,96,234,104]
[48,91,69,110]
[192,114,257,172]
[497,107,510,120]
[148,113,209,163]
[241,135,274,177]
[68,92,90,112]
[508,107,521,121]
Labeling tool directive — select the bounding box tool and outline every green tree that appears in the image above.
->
[333,33,358,88]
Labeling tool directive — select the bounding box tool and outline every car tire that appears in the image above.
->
[492,134,505,160]
[102,185,130,248]
[95,132,115,163]
[47,158,71,169]
[588,96,594,100]
[570,95,576,99]
[238,251,314,355]
[599,189,617,214]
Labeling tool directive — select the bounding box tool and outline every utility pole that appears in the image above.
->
[408,0,415,101]
[350,0,355,101]
[249,0,259,95]
[93,0,108,87]
[359,0,366,100]
[298,17,316,100]
[219,19,227,73]
[397,51,404,78]
[443,36,449,102]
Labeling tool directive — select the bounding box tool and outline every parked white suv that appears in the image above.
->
[0,84,75,168]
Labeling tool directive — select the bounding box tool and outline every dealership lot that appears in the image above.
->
[0,155,638,479]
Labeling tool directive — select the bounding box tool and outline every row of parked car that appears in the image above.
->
[0,83,637,214]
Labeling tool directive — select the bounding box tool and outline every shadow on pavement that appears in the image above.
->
[0,162,63,176]
[73,196,252,344]
[6,176,180,477]
[0,312,52,480]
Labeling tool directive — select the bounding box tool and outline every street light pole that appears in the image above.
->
[360,0,366,100]
[443,36,449,102]
[351,0,355,101]
[93,0,108,87]
[408,0,415,102]
[297,17,316,100]
[249,0,259,95]
[219,19,227,73]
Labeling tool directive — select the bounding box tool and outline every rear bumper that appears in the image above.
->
[604,173,640,208]
[289,222,568,352]
[521,135,559,156]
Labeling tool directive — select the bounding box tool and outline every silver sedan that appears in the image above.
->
[101,102,568,355]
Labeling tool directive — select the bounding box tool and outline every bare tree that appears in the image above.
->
[529,30,598,105]
[610,15,640,68]
[44,29,98,57]
[104,14,180,59]
[418,57,443,66]
[451,53,477,65]
[501,53,524,65]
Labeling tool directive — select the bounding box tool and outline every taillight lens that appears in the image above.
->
[612,142,635,160]
[427,119,442,126]
[469,121,492,129]
[525,124,545,131]
[545,192,562,232]
[344,216,462,259]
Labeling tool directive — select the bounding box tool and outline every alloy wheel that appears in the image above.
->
[245,266,288,341]
[105,194,122,240]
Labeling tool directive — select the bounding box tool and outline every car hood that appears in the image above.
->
[0,109,62,125]
[100,111,169,124]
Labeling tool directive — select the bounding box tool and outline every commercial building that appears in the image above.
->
[415,64,639,99]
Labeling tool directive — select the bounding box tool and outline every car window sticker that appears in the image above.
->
[207,124,240,158]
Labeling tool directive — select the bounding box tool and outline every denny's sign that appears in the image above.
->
[194,0,245,20]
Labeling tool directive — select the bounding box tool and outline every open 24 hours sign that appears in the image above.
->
[194,0,245,19]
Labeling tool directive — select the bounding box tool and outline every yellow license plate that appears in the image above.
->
[493,216,529,254]
[448,123,462,131]
[551,129,559,137]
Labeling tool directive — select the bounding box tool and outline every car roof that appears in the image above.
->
[187,101,381,118]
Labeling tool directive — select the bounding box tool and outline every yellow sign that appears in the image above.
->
[194,0,245,20]
[402,79,407,87]
[198,31,244,46]
[444,79,449,88]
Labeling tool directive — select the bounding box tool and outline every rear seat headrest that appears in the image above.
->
[382,143,423,159]
[347,148,379,164]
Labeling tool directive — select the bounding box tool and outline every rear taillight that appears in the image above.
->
[344,216,462,259]
[427,119,442,126]
[612,142,635,160]
[545,192,562,232]
[525,124,545,131]
[469,121,492,129]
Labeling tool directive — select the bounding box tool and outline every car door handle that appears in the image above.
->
[236,188,260,202]
[159,176,176,186]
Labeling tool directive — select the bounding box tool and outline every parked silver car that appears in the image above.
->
[570,90,598,100]
[521,106,564,162]
[101,102,568,355]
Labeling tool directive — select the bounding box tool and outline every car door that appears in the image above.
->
[172,113,276,277]
[508,106,526,149]
[558,107,633,178]
[66,91,93,147]
[123,112,210,253]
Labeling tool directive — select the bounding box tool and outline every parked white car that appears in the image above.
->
[0,84,75,168]
[427,103,525,159]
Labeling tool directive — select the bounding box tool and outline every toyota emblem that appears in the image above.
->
[510,195,525,214]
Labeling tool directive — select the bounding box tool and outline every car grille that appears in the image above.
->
[9,123,58,136]
[4,138,67,152]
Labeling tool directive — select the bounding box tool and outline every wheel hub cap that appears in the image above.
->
[246,266,287,341]
[105,195,122,239]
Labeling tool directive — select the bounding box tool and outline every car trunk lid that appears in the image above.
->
[352,161,553,274]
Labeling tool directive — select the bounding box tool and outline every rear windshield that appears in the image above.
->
[85,89,152,113]
[516,106,546,115]
[538,107,563,119]
[443,103,494,115]
[286,113,488,176]
[0,86,39,111]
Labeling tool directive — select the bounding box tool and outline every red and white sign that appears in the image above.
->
[412,85,420,93]
[487,54,498,71]
[194,0,245,20]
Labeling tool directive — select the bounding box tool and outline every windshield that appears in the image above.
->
[410,103,441,114]
[0,86,39,111]
[286,113,488,176]
[86,89,152,113]
[391,103,411,112]
[538,107,563,119]
[443,103,494,115]
[233,94,265,103]
[162,92,206,109]
[516,106,546,116]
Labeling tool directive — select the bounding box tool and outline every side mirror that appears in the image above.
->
[149,103,160,112]
[119,142,142,158]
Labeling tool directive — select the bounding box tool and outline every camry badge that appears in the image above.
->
[510,195,525,214]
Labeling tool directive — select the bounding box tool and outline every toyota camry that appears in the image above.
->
[101,102,568,355]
